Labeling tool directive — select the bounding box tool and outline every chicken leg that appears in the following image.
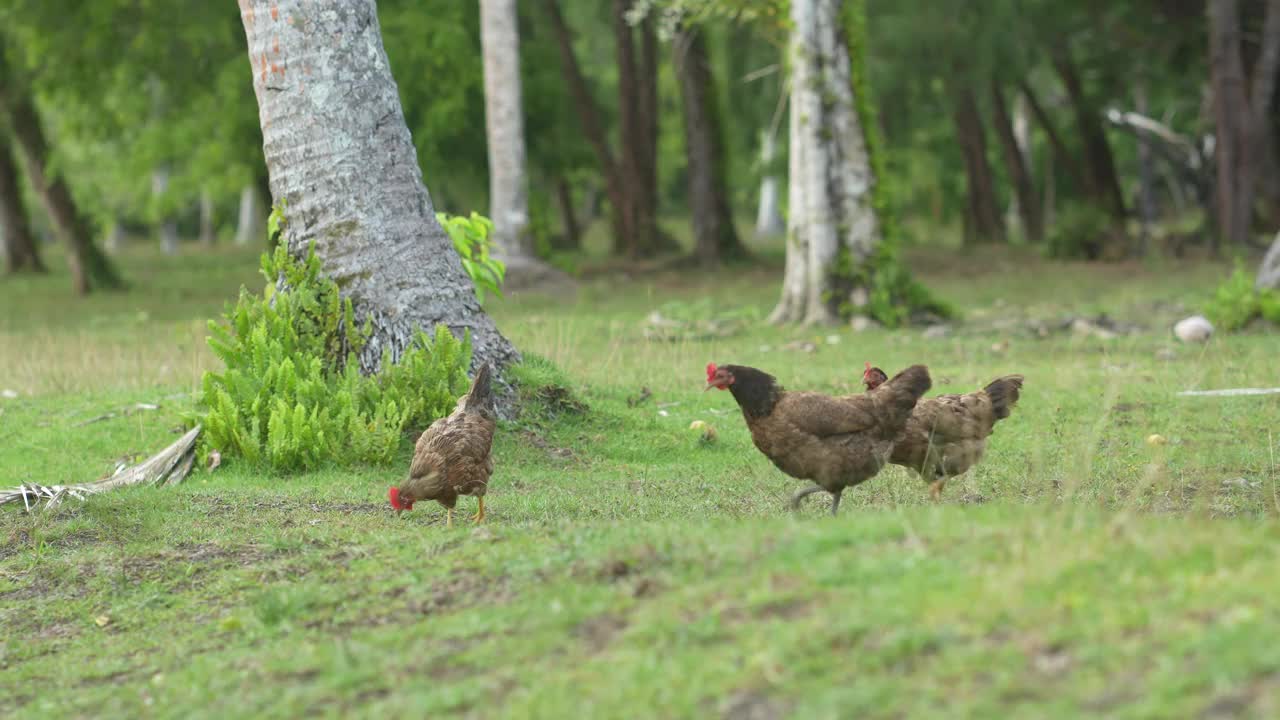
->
[790,484,827,511]
[929,479,947,501]
[471,497,486,524]
[445,508,454,528]
[829,489,844,516]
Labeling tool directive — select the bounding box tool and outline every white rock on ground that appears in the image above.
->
[1173,315,1214,343]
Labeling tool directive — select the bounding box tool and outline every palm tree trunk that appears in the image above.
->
[239,0,517,374]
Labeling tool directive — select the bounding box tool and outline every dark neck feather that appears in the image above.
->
[726,365,782,419]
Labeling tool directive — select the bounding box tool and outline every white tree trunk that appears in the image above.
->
[480,0,531,259]
[198,188,216,247]
[105,222,123,253]
[770,0,880,326]
[755,130,784,237]
[235,184,260,246]
[240,0,517,374]
[152,167,178,255]
[1258,230,1280,290]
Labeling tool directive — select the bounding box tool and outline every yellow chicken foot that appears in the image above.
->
[471,497,486,524]
[445,508,454,528]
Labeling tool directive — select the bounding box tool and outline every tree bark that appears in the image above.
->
[235,184,262,246]
[1134,81,1157,254]
[674,26,746,266]
[1209,0,1280,248]
[755,130,784,237]
[239,0,517,375]
[0,80,123,293]
[152,167,179,255]
[989,79,1042,243]
[554,176,580,250]
[541,0,668,259]
[0,132,45,273]
[1258,230,1280,290]
[1019,78,1085,191]
[480,0,532,259]
[770,0,881,325]
[950,83,1004,245]
[541,0,627,254]
[199,188,216,247]
[1051,44,1127,222]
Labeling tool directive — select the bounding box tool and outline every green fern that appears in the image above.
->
[197,239,473,473]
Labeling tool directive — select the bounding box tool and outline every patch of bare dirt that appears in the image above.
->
[574,614,627,654]
[717,690,789,720]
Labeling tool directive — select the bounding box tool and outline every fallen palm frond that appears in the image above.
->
[1,425,201,511]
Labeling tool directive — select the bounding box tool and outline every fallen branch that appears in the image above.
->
[1177,388,1280,397]
[1,425,202,511]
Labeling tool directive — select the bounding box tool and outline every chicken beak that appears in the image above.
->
[703,383,713,392]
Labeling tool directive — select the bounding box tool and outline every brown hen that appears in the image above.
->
[706,363,932,515]
[389,364,496,526]
[863,363,1024,500]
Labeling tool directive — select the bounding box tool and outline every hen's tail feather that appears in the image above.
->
[878,364,932,429]
[984,374,1024,420]
[462,363,494,412]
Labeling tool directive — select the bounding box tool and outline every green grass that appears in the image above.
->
[3,242,1280,718]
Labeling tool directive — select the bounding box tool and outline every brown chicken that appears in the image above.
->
[706,362,932,515]
[388,364,496,526]
[863,363,1024,500]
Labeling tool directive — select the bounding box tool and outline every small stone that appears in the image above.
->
[850,316,878,332]
[825,334,841,345]
[1173,315,1213,343]
[922,324,951,340]
[1071,318,1117,340]
[1145,434,1167,446]
[0,389,17,399]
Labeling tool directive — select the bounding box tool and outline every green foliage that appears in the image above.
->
[1206,265,1280,332]
[436,211,506,303]
[199,242,472,473]
[1046,204,1112,260]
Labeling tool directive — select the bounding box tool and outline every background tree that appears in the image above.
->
[239,0,517,374]
[673,22,746,265]
[1209,0,1280,248]
[0,131,44,274]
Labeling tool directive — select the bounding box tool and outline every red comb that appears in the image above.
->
[706,362,717,382]
[389,486,408,510]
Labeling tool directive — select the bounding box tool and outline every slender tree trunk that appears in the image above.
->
[239,0,517,375]
[480,0,532,259]
[153,167,179,255]
[1258,230,1280,290]
[990,79,1042,242]
[1019,78,1085,190]
[199,188,216,247]
[0,81,122,293]
[756,131,784,237]
[105,222,124,254]
[950,84,1004,244]
[1134,81,1157,255]
[554,177,580,251]
[1209,0,1280,248]
[1052,45,1127,222]
[541,0,630,255]
[611,0,651,257]
[0,133,45,273]
[674,26,745,266]
[235,184,261,246]
[770,0,882,325]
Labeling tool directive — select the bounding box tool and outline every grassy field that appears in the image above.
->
[3,242,1280,718]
